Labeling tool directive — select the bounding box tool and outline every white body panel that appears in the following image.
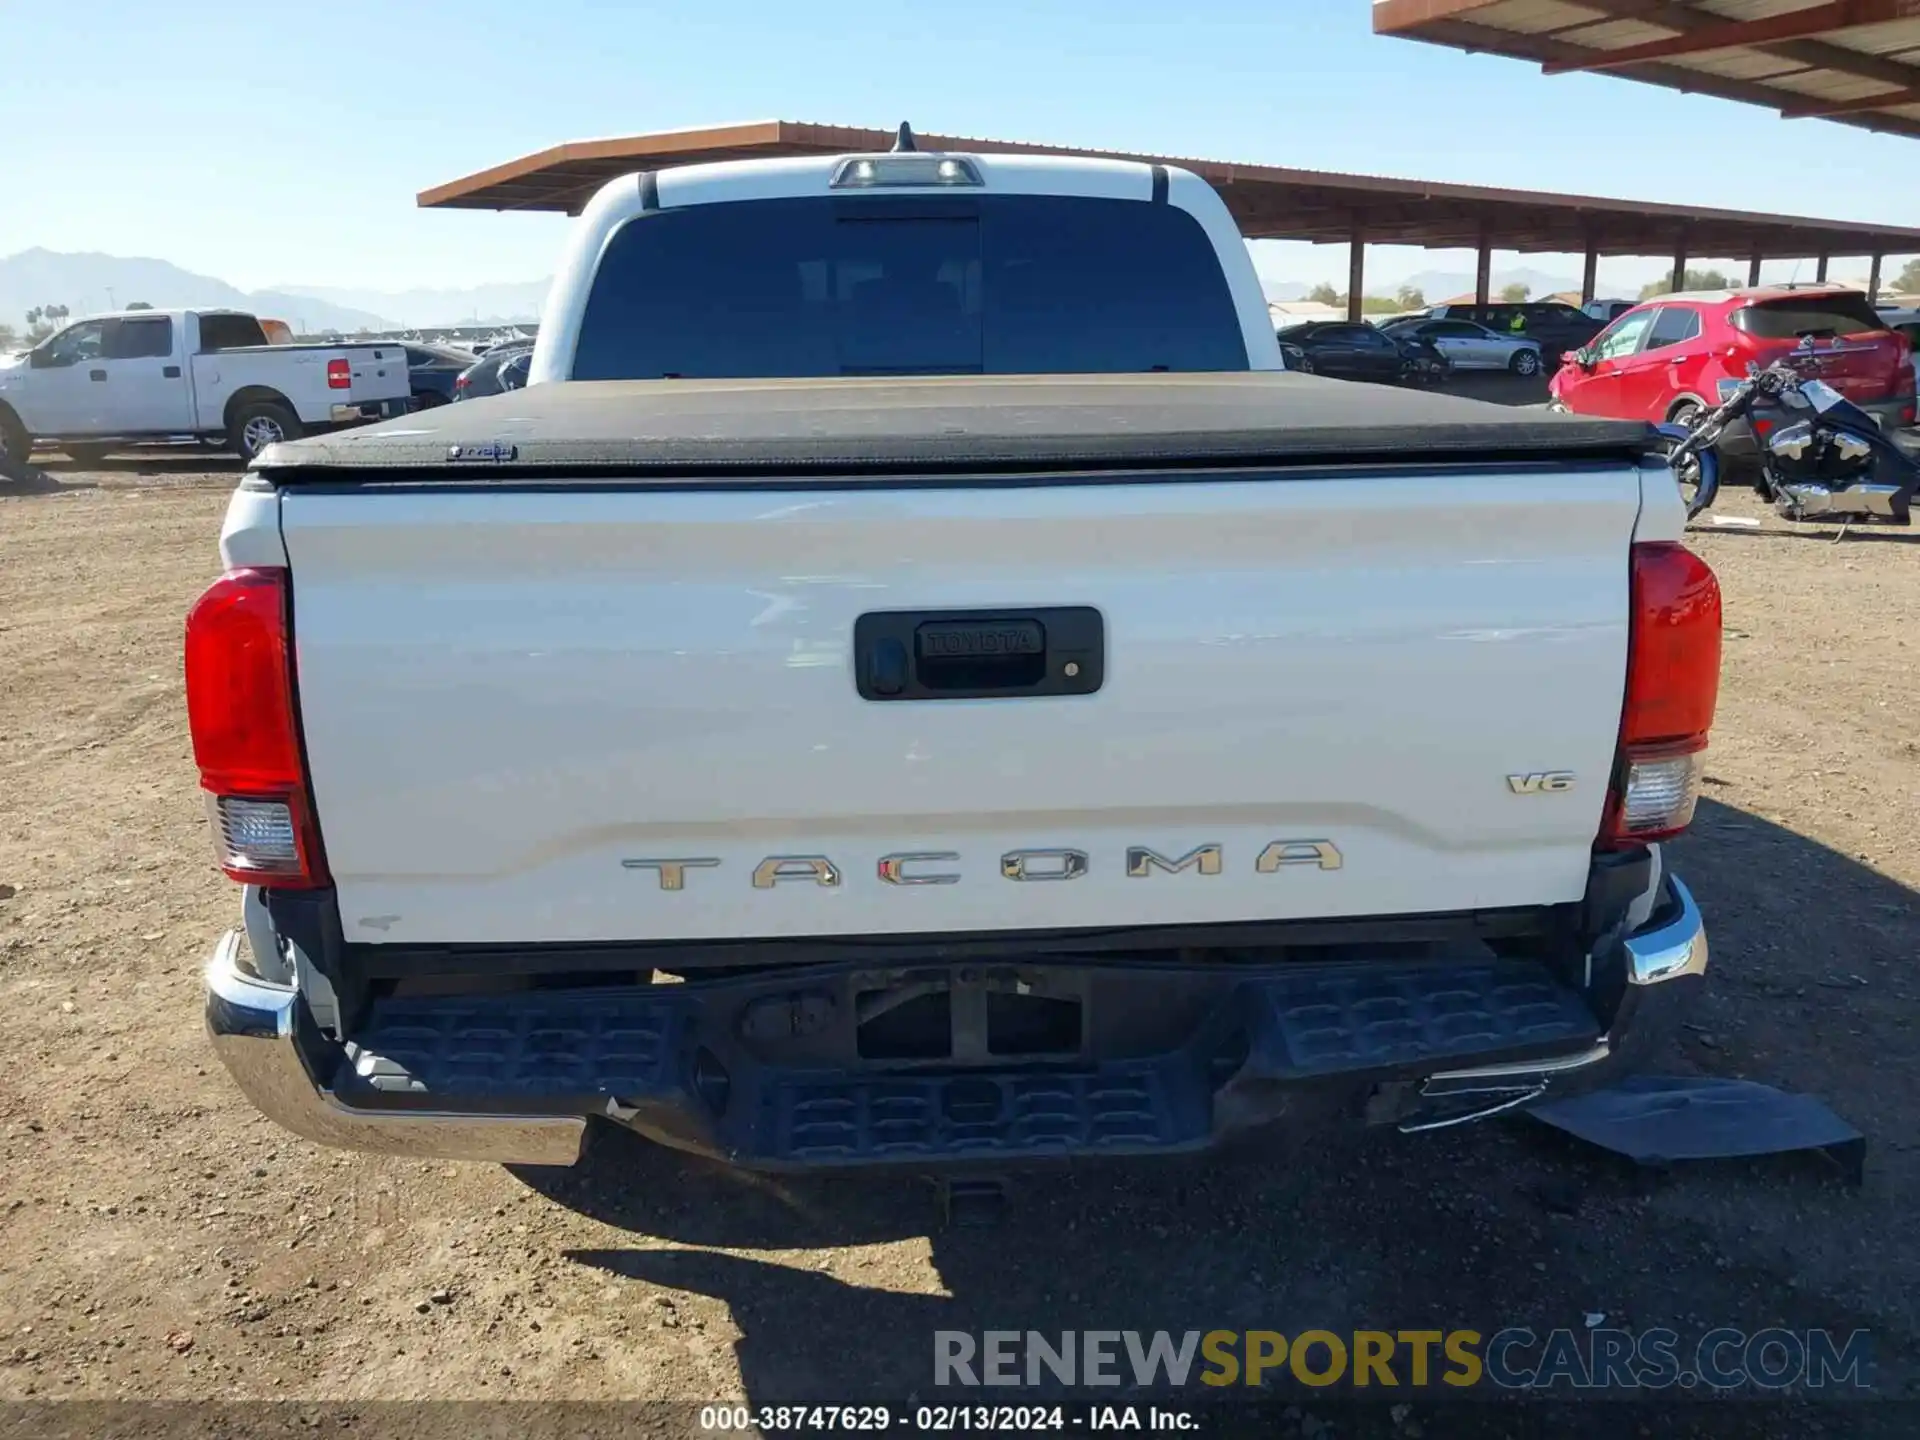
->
[0,309,408,440]
[106,340,195,431]
[531,154,1284,385]
[186,345,408,430]
[273,465,1647,947]
[9,350,93,431]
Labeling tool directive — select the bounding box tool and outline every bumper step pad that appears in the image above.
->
[331,958,1600,1167]
[343,991,682,1112]
[770,1068,1195,1163]
[1254,962,1600,1076]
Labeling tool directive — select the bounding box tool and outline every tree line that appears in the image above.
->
[1298,281,1534,313]
[1638,258,1920,299]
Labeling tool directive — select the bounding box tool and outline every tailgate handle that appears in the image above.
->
[854,607,1104,702]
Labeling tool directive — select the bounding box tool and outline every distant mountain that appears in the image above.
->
[0,249,548,334]
[1259,278,1310,303]
[1387,266,1582,302]
[0,249,395,333]
[1256,268,1594,305]
[271,280,549,328]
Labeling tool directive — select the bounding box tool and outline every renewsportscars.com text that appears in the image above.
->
[934,1328,1871,1391]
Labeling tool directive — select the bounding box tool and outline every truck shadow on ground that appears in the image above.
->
[516,797,1915,1419]
[0,471,90,494]
[38,451,245,473]
[3,451,242,494]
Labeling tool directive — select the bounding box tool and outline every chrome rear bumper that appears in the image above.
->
[1624,874,1708,986]
[204,929,585,1166]
[203,880,1708,1168]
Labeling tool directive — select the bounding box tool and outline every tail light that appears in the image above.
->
[326,358,351,390]
[1599,543,1722,847]
[184,568,329,887]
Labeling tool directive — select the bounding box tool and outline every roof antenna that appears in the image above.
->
[892,122,917,153]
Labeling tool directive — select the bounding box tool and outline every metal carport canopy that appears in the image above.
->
[1374,0,1920,138]
[416,118,1920,260]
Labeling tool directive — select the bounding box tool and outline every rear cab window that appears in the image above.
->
[196,313,270,352]
[570,194,1249,379]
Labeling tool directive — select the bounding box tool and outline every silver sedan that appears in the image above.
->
[1382,318,1544,376]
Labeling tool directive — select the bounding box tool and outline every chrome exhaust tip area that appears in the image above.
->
[1778,481,1906,520]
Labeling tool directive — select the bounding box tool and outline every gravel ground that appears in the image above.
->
[0,454,1915,1436]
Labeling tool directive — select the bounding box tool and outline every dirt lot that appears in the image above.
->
[1,453,1916,1432]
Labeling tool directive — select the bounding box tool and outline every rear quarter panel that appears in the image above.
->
[191,346,409,427]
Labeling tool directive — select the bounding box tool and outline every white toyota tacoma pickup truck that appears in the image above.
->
[194,139,1717,1174]
[0,308,410,465]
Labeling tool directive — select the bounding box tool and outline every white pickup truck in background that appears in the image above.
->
[0,308,411,464]
[193,140,1718,1178]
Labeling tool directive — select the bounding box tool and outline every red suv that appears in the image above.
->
[1550,286,1915,458]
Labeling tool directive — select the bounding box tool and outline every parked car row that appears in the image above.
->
[1276,298,1613,387]
[1278,316,1547,386]
[403,344,477,408]
[1380,316,1544,375]
[395,337,538,409]
[1402,300,1602,367]
[453,341,532,400]
[1548,285,1915,465]
[1279,288,1918,460]
[1275,322,1445,386]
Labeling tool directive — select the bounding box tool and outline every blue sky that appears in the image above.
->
[4,0,1916,294]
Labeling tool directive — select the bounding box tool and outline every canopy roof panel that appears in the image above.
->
[1374,0,1920,138]
[418,118,1920,258]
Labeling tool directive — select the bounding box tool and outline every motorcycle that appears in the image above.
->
[1658,342,1917,526]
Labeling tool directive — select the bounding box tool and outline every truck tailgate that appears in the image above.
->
[280,466,1640,946]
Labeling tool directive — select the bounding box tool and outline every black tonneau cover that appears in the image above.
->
[255,371,1660,482]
